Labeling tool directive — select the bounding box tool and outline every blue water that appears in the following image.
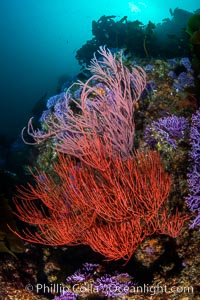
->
[0,0,199,139]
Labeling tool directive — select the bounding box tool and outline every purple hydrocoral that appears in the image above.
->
[55,263,135,299]
[168,58,177,66]
[180,57,193,72]
[173,72,194,91]
[186,109,200,228]
[39,109,51,123]
[46,92,65,109]
[144,64,154,72]
[168,57,194,92]
[65,263,100,283]
[93,273,133,298]
[39,92,68,123]
[54,291,77,300]
[144,115,189,151]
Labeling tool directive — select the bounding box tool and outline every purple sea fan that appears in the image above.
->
[144,115,189,151]
[186,108,200,228]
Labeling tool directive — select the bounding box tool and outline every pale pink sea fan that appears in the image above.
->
[22,46,146,158]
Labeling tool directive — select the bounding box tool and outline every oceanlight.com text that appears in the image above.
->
[25,282,194,296]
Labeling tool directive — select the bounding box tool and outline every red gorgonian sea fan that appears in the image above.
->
[11,47,188,262]
[12,148,188,262]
